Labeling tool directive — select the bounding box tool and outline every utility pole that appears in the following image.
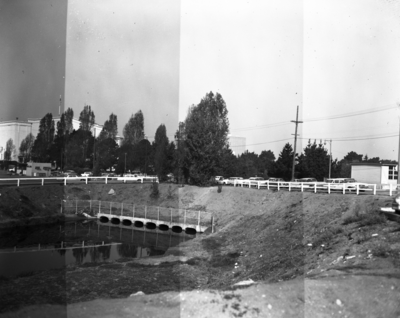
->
[325,139,332,179]
[291,106,303,181]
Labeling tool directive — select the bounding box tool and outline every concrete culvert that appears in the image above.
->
[134,221,143,228]
[159,224,169,231]
[172,226,182,233]
[99,216,109,223]
[146,222,156,230]
[111,218,120,224]
[122,219,132,226]
[185,227,197,235]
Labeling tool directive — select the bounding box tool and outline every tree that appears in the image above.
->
[343,151,363,163]
[272,143,295,180]
[94,138,118,172]
[64,130,94,169]
[297,140,330,181]
[79,105,95,132]
[123,110,144,146]
[183,91,230,185]
[31,113,55,162]
[153,124,170,181]
[51,108,74,169]
[19,133,35,162]
[5,138,16,161]
[236,151,259,179]
[98,113,118,141]
[258,150,275,178]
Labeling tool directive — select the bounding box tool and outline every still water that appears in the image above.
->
[0,220,195,278]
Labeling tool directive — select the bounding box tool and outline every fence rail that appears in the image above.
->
[62,200,212,228]
[0,176,159,187]
[233,179,400,196]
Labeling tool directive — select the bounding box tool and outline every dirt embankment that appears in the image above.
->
[1,184,400,317]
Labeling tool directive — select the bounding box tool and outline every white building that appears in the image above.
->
[0,120,33,161]
[228,135,246,156]
[351,163,398,186]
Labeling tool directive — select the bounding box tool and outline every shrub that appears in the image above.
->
[150,181,159,198]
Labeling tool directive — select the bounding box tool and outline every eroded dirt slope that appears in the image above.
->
[1,184,400,317]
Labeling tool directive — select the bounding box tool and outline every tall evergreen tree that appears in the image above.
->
[123,110,144,146]
[19,133,35,163]
[183,91,230,185]
[297,140,329,181]
[98,113,118,141]
[79,105,95,132]
[153,124,170,181]
[5,138,16,161]
[31,113,55,162]
[272,143,295,180]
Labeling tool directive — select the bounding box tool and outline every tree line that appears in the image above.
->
[3,92,397,184]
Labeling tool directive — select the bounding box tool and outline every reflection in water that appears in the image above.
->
[0,220,195,277]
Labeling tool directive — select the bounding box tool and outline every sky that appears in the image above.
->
[1,0,400,161]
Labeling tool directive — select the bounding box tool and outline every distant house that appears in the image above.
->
[26,162,52,177]
[350,163,398,186]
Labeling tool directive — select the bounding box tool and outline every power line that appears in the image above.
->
[230,103,397,133]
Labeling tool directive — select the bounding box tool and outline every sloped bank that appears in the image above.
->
[1,184,400,317]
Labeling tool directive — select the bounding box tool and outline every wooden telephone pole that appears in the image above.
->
[291,106,303,181]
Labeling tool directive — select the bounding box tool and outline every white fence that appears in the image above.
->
[0,176,159,187]
[232,179,400,196]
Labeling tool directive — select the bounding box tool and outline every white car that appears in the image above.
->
[81,171,93,177]
[222,177,243,185]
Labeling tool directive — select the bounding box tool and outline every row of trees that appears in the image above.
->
[4,91,397,184]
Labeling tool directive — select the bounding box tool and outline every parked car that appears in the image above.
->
[81,171,93,177]
[215,176,224,184]
[268,177,284,182]
[249,177,264,181]
[297,178,317,183]
[324,178,369,192]
[222,177,243,185]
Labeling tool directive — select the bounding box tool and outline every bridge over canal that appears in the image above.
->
[62,200,214,234]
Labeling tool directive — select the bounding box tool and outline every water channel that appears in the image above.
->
[0,219,195,278]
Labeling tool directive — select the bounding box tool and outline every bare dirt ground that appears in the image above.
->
[1,183,400,317]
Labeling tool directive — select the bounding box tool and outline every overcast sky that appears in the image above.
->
[1,0,400,161]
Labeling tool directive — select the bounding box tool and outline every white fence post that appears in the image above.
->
[356,184,359,195]
[277,182,280,191]
[17,179,20,187]
[328,183,330,194]
[86,177,88,185]
[64,178,67,186]
[343,184,345,195]
[288,182,291,192]
[314,183,317,193]
[42,178,44,186]
[301,183,304,192]
[267,181,270,190]
[373,184,376,195]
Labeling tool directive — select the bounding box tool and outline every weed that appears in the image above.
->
[342,212,386,226]
[371,243,392,258]
[150,182,160,198]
